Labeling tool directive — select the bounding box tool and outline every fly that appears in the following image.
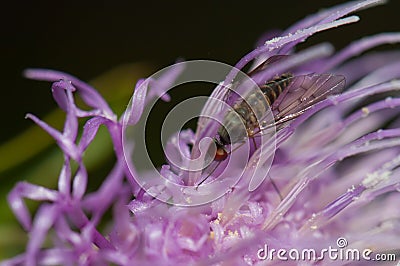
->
[195,56,346,187]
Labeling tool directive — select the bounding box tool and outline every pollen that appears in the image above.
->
[212,213,223,225]
[310,225,318,230]
[227,230,239,237]
[209,231,215,239]
[361,107,369,117]
[362,170,391,188]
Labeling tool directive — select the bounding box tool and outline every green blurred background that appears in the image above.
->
[1,0,399,260]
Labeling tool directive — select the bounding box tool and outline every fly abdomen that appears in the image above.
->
[260,73,292,105]
[218,73,293,146]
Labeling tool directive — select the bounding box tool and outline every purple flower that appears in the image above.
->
[3,0,400,265]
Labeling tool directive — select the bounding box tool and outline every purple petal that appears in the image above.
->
[24,68,115,119]
[147,61,185,103]
[321,32,400,72]
[224,16,360,88]
[26,114,80,161]
[249,16,359,69]
[287,80,400,133]
[63,90,79,141]
[58,161,72,196]
[280,0,386,54]
[26,204,59,266]
[51,80,73,111]
[72,164,88,200]
[78,117,109,152]
[7,182,58,231]
[125,78,149,126]
[283,0,385,35]
[83,162,125,223]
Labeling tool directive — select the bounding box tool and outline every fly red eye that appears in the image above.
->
[214,147,228,161]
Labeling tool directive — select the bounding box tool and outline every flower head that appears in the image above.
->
[3,0,400,265]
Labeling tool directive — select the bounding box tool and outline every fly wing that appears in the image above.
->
[271,74,346,121]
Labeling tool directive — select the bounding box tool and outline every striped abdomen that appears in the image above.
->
[260,73,292,106]
[218,73,292,145]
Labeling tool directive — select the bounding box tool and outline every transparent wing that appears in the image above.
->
[271,73,346,121]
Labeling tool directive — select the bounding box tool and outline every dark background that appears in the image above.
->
[1,0,399,143]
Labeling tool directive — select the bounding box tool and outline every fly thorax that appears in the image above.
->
[218,110,248,145]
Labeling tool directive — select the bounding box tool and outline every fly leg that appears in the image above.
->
[269,175,283,201]
[248,128,283,201]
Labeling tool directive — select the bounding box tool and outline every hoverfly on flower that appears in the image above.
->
[195,54,345,187]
